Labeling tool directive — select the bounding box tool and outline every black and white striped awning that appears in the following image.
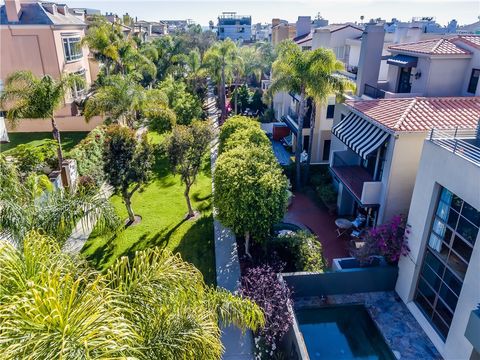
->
[332,112,389,159]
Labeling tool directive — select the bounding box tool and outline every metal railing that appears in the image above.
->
[364,84,386,99]
[428,128,480,166]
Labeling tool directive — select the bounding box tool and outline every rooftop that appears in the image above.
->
[388,38,471,56]
[0,2,85,26]
[451,34,480,50]
[346,97,480,133]
[293,24,363,45]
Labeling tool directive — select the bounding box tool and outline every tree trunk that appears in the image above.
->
[304,102,316,185]
[184,184,194,218]
[245,231,252,259]
[51,116,64,171]
[220,62,227,122]
[295,91,306,190]
[123,191,136,223]
[234,73,239,114]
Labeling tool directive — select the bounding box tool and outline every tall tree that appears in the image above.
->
[203,40,237,122]
[0,155,119,247]
[0,71,83,170]
[102,125,154,224]
[0,231,265,358]
[214,146,288,258]
[267,41,352,188]
[164,121,213,218]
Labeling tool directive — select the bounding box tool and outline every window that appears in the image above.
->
[414,187,479,341]
[326,104,335,119]
[63,37,83,62]
[322,140,331,161]
[302,46,312,51]
[71,69,86,98]
[467,69,479,94]
[333,46,345,60]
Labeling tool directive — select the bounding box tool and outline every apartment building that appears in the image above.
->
[217,12,251,42]
[271,19,296,46]
[0,0,102,132]
[329,97,480,226]
[272,23,363,164]
[360,34,480,98]
[395,126,480,360]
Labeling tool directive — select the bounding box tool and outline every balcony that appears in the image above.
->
[364,83,423,99]
[331,151,382,205]
[465,308,480,352]
[428,128,480,167]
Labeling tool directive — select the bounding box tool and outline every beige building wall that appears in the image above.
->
[396,140,480,360]
[1,23,98,131]
[379,132,426,223]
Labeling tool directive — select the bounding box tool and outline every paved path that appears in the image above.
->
[63,184,113,254]
[206,81,255,360]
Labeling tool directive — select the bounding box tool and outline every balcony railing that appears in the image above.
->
[364,84,385,99]
[429,128,480,166]
[331,151,382,205]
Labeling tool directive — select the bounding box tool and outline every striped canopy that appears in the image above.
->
[332,112,389,159]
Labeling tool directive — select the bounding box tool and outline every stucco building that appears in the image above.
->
[396,125,480,360]
[0,0,102,132]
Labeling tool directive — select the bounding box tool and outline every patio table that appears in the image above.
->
[335,218,353,237]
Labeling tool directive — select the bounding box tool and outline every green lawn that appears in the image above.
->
[1,132,88,153]
[81,132,216,285]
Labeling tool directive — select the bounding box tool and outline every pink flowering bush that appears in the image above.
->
[354,215,410,264]
[239,265,293,359]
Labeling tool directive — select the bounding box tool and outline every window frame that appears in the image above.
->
[326,104,335,119]
[467,68,479,94]
[71,69,86,99]
[63,36,83,63]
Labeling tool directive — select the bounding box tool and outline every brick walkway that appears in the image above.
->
[284,192,349,267]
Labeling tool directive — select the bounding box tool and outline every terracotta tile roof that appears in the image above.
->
[388,38,471,56]
[346,97,480,132]
[450,35,480,50]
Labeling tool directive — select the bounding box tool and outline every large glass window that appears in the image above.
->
[467,69,479,94]
[71,69,86,98]
[63,37,83,62]
[415,187,479,341]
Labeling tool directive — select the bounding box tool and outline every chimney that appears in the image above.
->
[296,16,311,37]
[394,22,409,44]
[408,26,421,42]
[356,24,385,97]
[5,0,21,22]
[272,18,280,27]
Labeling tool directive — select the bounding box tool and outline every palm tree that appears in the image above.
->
[0,231,265,358]
[203,40,237,122]
[267,41,353,188]
[0,71,83,170]
[0,155,120,247]
[83,74,169,128]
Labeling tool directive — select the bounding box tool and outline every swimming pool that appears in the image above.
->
[296,305,396,360]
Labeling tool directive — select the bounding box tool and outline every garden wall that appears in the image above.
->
[281,266,399,298]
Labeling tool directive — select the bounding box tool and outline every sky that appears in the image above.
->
[61,0,479,27]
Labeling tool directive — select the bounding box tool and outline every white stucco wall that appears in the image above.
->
[396,140,480,360]
[423,57,470,97]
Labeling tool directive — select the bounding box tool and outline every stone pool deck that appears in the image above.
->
[295,291,441,360]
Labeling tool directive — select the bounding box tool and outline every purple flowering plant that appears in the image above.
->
[354,215,410,264]
[239,265,293,359]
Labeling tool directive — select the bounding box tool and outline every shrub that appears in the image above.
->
[269,231,325,272]
[353,215,410,264]
[317,183,337,205]
[146,107,177,133]
[221,126,271,153]
[239,265,293,359]
[69,126,107,184]
[11,140,57,175]
[218,115,260,153]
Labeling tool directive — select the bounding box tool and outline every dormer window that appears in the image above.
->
[63,36,82,62]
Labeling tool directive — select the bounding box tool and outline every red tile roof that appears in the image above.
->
[450,35,480,50]
[388,38,471,56]
[346,97,480,132]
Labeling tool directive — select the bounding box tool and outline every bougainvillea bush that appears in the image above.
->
[354,214,410,264]
[239,265,293,359]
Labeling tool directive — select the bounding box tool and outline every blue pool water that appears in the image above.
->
[296,305,395,360]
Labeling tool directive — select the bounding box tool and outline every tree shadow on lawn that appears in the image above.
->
[191,191,213,212]
[174,214,216,286]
